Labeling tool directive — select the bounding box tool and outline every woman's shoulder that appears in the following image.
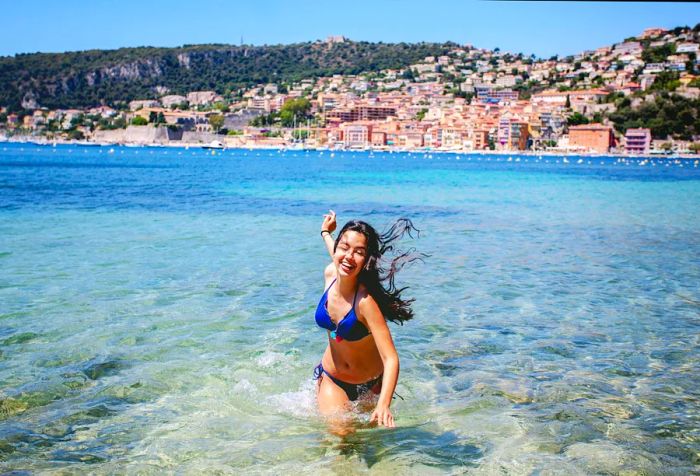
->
[323,263,336,288]
[356,283,377,307]
[324,262,336,280]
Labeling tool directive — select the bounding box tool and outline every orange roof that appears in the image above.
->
[569,123,613,131]
[534,88,608,97]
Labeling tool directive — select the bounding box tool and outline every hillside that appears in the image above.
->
[0,41,457,110]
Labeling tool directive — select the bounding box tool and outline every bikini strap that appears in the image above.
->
[352,286,359,306]
[324,277,337,294]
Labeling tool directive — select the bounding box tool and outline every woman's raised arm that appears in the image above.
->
[320,209,337,258]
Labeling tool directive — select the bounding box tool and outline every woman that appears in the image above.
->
[314,210,420,428]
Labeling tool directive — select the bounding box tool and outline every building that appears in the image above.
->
[187,91,220,106]
[129,99,160,111]
[478,89,519,103]
[568,124,615,153]
[472,130,489,150]
[160,95,188,108]
[640,28,668,39]
[326,105,396,123]
[497,117,530,150]
[248,96,270,111]
[495,75,520,88]
[613,41,643,56]
[6,114,19,128]
[624,128,651,155]
[342,123,371,148]
[676,43,700,54]
[531,89,608,110]
[371,131,386,146]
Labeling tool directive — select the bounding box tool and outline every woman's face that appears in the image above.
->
[334,230,368,279]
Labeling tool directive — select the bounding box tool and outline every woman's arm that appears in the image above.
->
[321,209,337,259]
[359,295,399,428]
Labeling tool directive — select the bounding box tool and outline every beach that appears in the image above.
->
[0,143,699,473]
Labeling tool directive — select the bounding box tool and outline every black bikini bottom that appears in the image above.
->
[314,363,382,401]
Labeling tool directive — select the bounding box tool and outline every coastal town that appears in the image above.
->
[2,26,700,155]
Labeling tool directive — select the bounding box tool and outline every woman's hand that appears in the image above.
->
[322,209,336,233]
[370,404,395,428]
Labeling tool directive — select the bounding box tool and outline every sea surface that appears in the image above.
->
[0,143,699,474]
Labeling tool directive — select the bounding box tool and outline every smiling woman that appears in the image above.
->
[313,211,423,429]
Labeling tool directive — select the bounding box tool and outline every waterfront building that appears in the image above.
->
[399,132,424,148]
[134,107,214,132]
[624,128,652,154]
[497,116,530,150]
[472,130,489,150]
[371,131,386,146]
[342,123,372,148]
[568,124,615,153]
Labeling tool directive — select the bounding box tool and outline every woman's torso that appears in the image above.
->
[318,274,384,383]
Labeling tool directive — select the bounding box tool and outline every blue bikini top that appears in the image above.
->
[315,278,371,342]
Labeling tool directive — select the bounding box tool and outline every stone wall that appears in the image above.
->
[92,125,183,144]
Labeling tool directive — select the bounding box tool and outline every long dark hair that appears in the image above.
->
[334,218,424,324]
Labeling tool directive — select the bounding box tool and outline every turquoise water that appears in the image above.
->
[1,144,699,474]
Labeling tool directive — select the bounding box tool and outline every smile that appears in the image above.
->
[340,262,355,272]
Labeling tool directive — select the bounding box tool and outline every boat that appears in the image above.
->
[202,140,225,150]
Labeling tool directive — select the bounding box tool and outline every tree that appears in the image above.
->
[279,98,311,127]
[567,112,589,126]
[66,129,84,140]
[608,94,700,139]
[214,102,229,113]
[642,43,676,63]
[131,116,148,126]
[209,114,225,133]
[650,71,681,92]
[114,116,127,129]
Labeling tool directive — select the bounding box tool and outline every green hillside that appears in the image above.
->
[0,41,457,111]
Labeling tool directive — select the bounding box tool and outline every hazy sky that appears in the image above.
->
[2,1,699,58]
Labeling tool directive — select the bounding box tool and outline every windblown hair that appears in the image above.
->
[334,218,425,324]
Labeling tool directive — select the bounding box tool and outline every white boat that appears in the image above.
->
[203,140,225,150]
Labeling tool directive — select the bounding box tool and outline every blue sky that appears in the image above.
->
[2,1,699,58]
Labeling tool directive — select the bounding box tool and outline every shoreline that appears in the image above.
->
[1,136,699,160]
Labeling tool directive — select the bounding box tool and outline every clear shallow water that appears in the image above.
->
[0,143,699,474]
